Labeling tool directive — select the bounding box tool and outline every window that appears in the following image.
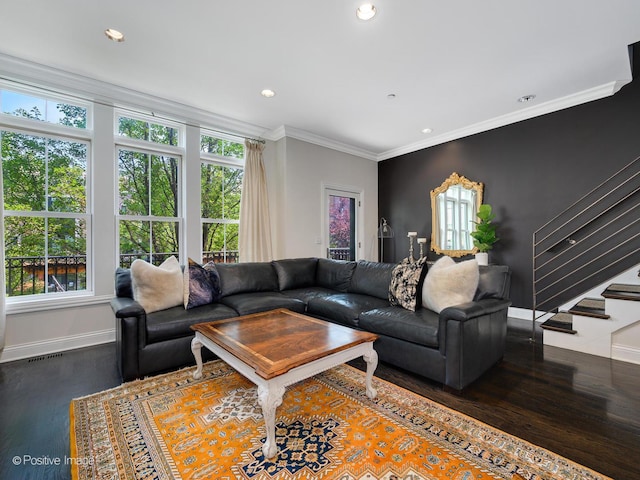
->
[117,114,182,267]
[1,88,91,297]
[200,133,244,263]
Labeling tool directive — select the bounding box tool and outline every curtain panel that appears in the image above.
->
[238,140,273,262]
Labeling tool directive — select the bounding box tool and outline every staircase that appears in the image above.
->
[532,157,640,360]
[541,268,640,360]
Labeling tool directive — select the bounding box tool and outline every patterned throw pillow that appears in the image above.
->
[389,257,428,311]
[183,258,222,309]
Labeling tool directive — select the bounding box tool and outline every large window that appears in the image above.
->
[201,133,244,263]
[1,87,90,297]
[117,114,183,267]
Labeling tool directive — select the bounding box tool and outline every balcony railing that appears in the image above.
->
[4,251,240,296]
[5,255,87,296]
[328,247,352,261]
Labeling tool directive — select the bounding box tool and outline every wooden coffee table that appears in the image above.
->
[190,308,378,459]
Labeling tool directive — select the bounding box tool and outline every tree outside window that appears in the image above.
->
[1,93,89,296]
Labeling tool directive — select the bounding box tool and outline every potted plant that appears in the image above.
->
[470,204,498,265]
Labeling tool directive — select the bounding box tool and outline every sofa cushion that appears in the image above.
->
[131,256,184,314]
[475,265,511,300]
[422,256,479,313]
[216,262,278,297]
[307,293,389,328]
[115,267,132,298]
[183,258,222,309]
[272,258,318,291]
[316,258,357,292]
[358,306,440,348]
[220,292,306,316]
[281,286,336,304]
[389,257,428,311]
[348,261,395,300]
[146,302,238,344]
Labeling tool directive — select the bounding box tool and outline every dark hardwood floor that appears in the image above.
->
[1,319,638,479]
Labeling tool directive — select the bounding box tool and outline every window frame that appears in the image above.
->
[115,141,184,268]
[199,131,244,263]
[1,92,93,306]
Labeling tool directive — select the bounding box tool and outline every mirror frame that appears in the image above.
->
[430,172,484,257]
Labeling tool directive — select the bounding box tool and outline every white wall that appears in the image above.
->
[269,137,378,261]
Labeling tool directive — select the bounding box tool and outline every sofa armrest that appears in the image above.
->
[110,297,147,381]
[110,296,146,318]
[439,298,512,322]
[439,298,511,391]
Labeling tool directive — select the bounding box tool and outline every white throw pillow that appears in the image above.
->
[422,256,479,313]
[131,256,184,313]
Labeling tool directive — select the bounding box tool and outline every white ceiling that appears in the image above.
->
[1,0,640,160]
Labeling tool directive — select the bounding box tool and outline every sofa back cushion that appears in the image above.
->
[216,262,278,297]
[316,258,357,292]
[272,258,318,291]
[115,267,133,298]
[348,260,395,300]
[474,265,511,300]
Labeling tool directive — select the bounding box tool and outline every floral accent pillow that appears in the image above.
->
[389,257,428,311]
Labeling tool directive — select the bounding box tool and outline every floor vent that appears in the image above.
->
[28,353,64,363]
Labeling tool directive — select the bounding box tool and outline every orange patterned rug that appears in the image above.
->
[70,360,609,480]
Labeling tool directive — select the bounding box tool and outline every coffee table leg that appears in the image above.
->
[257,384,285,459]
[191,337,203,379]
[363,348,378,399]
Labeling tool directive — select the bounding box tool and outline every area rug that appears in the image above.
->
[70,361,610,480]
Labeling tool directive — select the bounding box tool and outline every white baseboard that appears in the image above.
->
[0,328,115,363]
[612,343,640,365]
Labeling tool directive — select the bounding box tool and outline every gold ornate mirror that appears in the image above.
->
[430,172,484,257]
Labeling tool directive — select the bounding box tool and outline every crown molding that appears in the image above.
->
[1,52,630,162]
[0,52,267,139]
[377,80,631,161]
[263,125,379,161]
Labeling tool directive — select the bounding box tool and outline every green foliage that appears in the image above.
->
[201,163,242,258]
[469,204,499,252]
[2,102,88,295]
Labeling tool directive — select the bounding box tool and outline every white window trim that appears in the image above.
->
[115,109,184,149]
[0,80,94,131]
[115,145,184,266]
[2,119,93,306]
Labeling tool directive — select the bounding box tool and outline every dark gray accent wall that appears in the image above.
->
[379,44,640,308]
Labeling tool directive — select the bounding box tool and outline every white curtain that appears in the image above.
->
[0,160,5,352]
[238,139,273,262]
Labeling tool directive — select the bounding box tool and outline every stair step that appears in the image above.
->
[540,312,577,334]
[567,298,610,319]
[602,283,640,301]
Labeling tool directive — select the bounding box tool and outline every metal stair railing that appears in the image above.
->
[532,156,640,341]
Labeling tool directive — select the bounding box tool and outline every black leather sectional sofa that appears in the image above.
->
[111,257,511,390]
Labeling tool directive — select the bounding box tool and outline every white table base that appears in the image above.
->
[191,332,378,459]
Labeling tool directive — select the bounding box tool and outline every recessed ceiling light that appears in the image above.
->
[356,4,377,20]
[261,89,276,98]
[104,28,125,42]
[421,128,433,134]
[518,94,536,103]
